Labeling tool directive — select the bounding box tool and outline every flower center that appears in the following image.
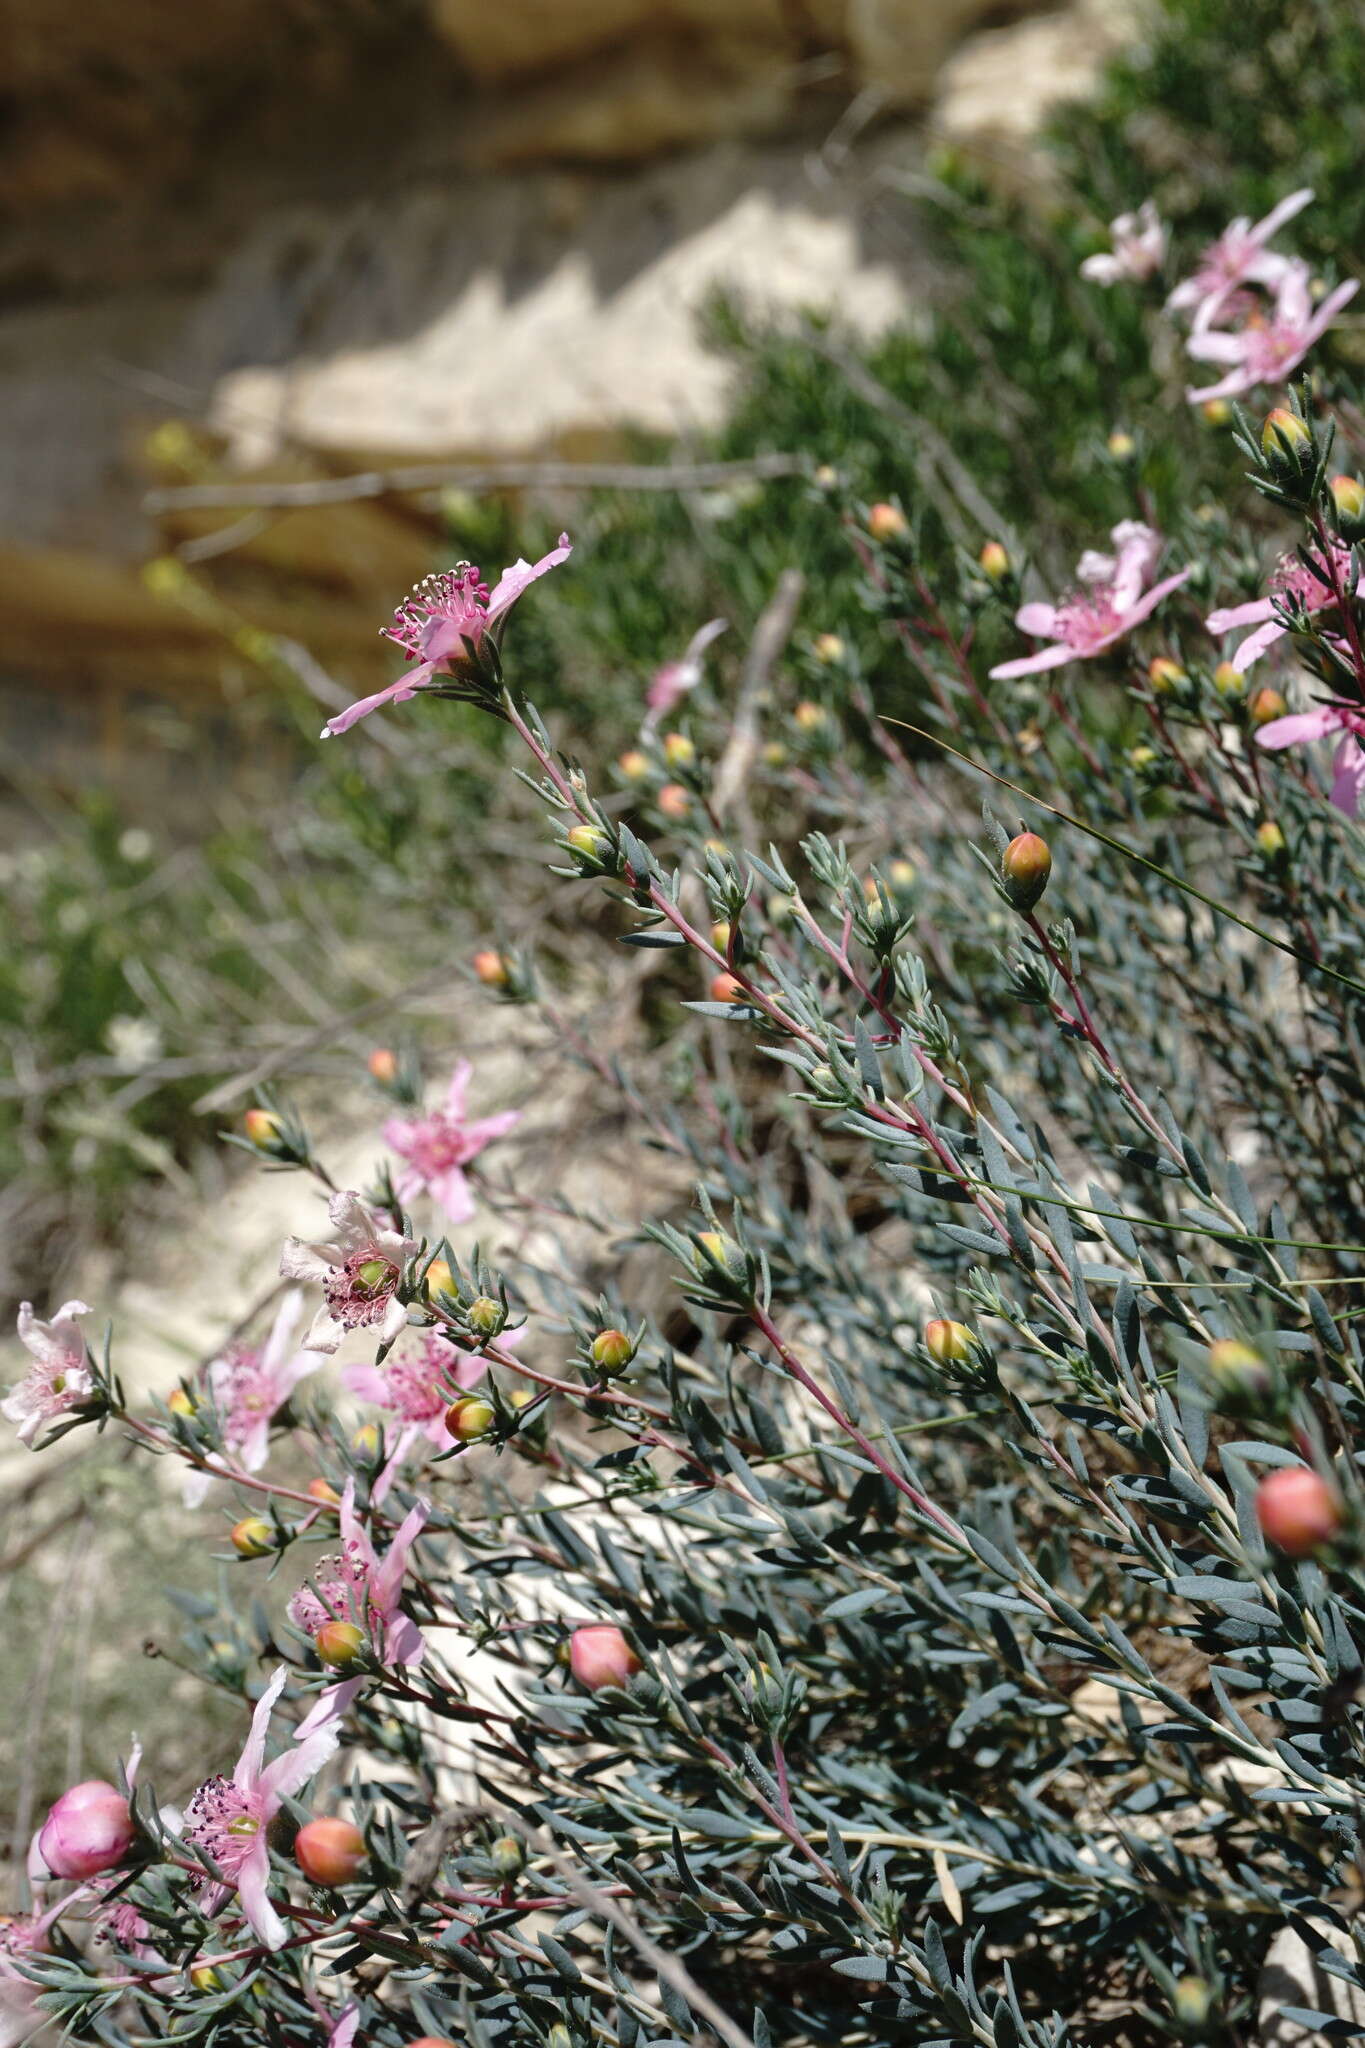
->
[324,1250,401,1331]
[184,1775,266,1874]
[385,563,491,667]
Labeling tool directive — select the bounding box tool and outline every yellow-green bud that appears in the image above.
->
[351,1422,381,1459]
[424,1257,457,1302]
[590,1328,634,1374]
[1249,686,1287,729]
[1261,406,1313,475]
[663,732,695,769]
[793,700,829,733]
[812,632,845,663]
[618,748,651,782]
[887,857,916,890]
[244,1108,284,1149]
[566,824,610,861]
[1256,819,1286,857]
[1107,430,1136,461]
[1147,656,1186,695]
[1202,398,1232,427]
[489,1835,525,1878]
[466,1295,504,1337]
[1208,1338,1274,1403]
[978,540,1010,581]
[1212,661,1244,697]
[230,1517,275,1559]
[1330,473,1365,541]
[167,1387,197,1418]
[1001,831,1052,912]
[1172,1977,1214,2030]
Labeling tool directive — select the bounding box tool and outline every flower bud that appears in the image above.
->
[867,501,908,542]
[1212,661,1244,697]
[351,1422,381,1458]
[1256,819,1287,857]
[294,1817,366,1887]
[466,1295,504,1338]
[243,1108,283,1149]
[1330,474,1365,540]
[489,1834,525,1878]
[446,1396,496,1441]
[1001,831,1052,912]
[1147,656,1186,695]
[710,972,744,1004]
[472,950,510,989]
[814,463,839,489]
[1127,744,1159,770]
[663,732,695,769]
[569,1623,641,1691]
[367,1047,398,1086]
[812,632,845,664]
[590,1329,634,1374]
[695,1228,744,1278]
[1207,1338,1273,1403]
[38,1781,135,1880]
[617,748,651,782]
[925,1318,975,1366]
[1260,406,1313,475]
[888,857,916,890]
[1202,398,1232,427]
[308,1476,341,1506]
[793,700,829,734]
[657,783,690,820]
[978,540,1010,582]
[711,920,733,953]
[1256,1464,1343,1557]
[547,2025,574,2048]
[315,1620,367,1669]
[167,1387,197,1418]
[424,1257,457,1302]
[409,2038,459,2047]
[1172,1977,1213,2030]
[761,742,787,767]
[1249,687,1287,728]
[1107,430,1136,462]
[191,1966,226,1993]
[231,1516,275,1559]
[566,824,610,861]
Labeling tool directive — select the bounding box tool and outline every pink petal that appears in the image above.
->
[1206,597,1275,634]
[381,1116,419,1161]
[234,1667,289,1792]
[485,534,572,619]
[1113,565,1192,631]
[1254,707,1341,749]
[260,1290,305,1376]
[1186,366,1253,404]
[373,1498,428,1616]
[1013,602,1060,638]
[1252,186,1315,245]
[444,1059,474,1119]
[340,1362,390,1404]
[240,1417,271,1473]
[257,1715,343,1807]
[321,662,437,739]
[1230,617,1289,672]
[430,1166,476,1225]
[386,1614,425,1667]
[460,1108,522,1153]
[1331,733,1365,816]
[339,1479,377,1576]
[294,1677,364,1741]
[989,642,1083,679]
[236,1844,288,1952]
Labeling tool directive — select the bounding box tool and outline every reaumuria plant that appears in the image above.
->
[16,68,1365,2048]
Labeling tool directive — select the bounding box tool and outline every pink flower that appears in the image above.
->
[4,1301,94,1449]
[643,617,728,729]
[321,536,572,738]
[0,1900,70,2048]
[292,1481,428,1735]
[1167,187,1315,330]
[1206,541,1360,673]
[1185,264,1358,403]
[326,2006,361,2048]
[1256,701,1365,817]
[185,1290,320,1505]
[343,1331,485,1448]
[383,1061,520,1226]
[989,522,1190,679]
[37,1782,134,1882]
[183,1665,342,1951]
[280,1193,418,1355]
[1080,201,1167,286]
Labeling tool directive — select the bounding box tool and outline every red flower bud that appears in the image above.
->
[294,1817,366,1887]
[38,1781,135,1880]
[569,1624,641,1691]
[1255,1464,1343,1557]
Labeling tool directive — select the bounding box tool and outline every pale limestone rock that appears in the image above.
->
[1259,1923,1365,2048]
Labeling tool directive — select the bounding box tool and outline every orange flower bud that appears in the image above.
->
[1249,687,1287,728]
[1001,831,1052,912]
[924,1318,975,1365]
[294,1817,366,1887]
[367,1047,398,1085]
[167,1387,197,1418]
[1147,656,1186,695]
[569,1624,641,1691]
[230,1517,274,1559]
[445,1396,496,1441]
[867,501,908,542]
[978,540,1010,581]
[243,1108,283,1148]
[812,632,845,663]
[315,1620,367,1670]
[657,783,690,820]
[793,700,829,733]
[1256,1465,1343,1557]
[662,732,695,769]
[308,1476,341,1506]
[472,950,510,988]
[710,972,744,1004]
[1202,398,1232,427]
[1212,661,1244,697]
[1256,819,1286,857]
[617,748,651,781]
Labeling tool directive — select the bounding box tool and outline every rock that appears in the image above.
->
[1259,1922,1365,2048]
[846,0,1043,102]
[935,0,1141,178]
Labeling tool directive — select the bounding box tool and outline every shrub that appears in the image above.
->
[11,5,1365,2048]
